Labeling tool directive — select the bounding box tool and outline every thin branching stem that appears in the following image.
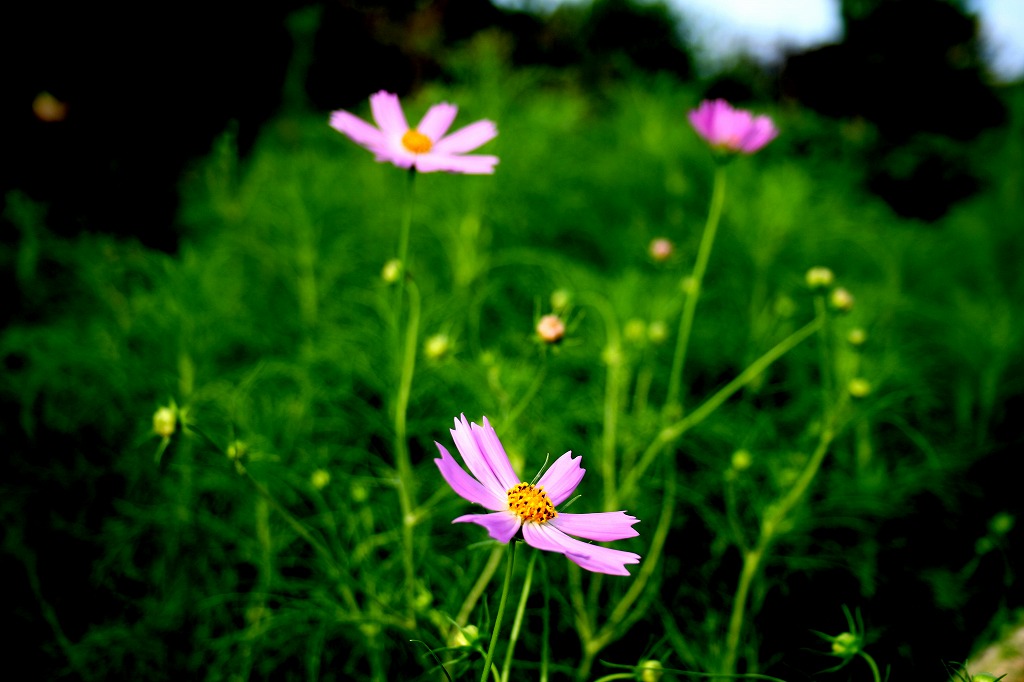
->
[666,162,727,416]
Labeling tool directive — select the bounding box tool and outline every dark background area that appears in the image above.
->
[0,0,1009,251]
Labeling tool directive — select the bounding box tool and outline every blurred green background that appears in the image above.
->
[2,1,1022,680]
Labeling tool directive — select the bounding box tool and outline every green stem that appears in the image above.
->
[813,294,832,413]
[721,418,838,675]
[481,542,516,682]
[859,651,882,682]
[622,316,822,501]
[722,544,764,675]
[395,168,416,317]
[395,278,421,605]
[501,550,537,682]
[666,163,727,416]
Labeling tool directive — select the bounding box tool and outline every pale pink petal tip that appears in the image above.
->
[536,451,585,506]
[689,98,777,155]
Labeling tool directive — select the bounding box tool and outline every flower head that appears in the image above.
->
[330,91,498,174]
[688,99,777,155]
[536,314,566,344]
[435,415,641,575]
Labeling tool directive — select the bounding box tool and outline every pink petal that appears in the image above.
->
[687,101,715,141]
[417,102,458,141]
[433,120,498,155]
[535,451,584,506]
[450,415,508,498]
[454,511,522,544]
[370,91,409,137]
[415,153,499,175]
[435,443,507,511]
[470,417,519,490]
[522,523,641,576]
[550,511,640,541]
[329,110,386,150]
[373,149,416,169]
[739,116,778,153]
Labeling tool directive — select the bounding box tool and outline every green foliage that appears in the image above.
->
[3,70,1023,681]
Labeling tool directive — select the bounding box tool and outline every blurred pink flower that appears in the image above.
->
[688,99,777,154]
[330,91,498,174]
[435,415,641,575]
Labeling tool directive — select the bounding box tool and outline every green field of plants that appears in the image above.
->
[3,36,1023,682]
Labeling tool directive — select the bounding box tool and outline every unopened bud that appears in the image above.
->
[847,328,867,346]
[731,449,752,471]
[424,333,452,360]
[227,440,248,461]
[550,289,571,312]
[649,238,674,262]
[830,287,854,313]
[311,469,331,490]
[806,266,835,289]
[639,659,664,682]
[831,632,860,657]
[624,319,647,343]
[537,314,565,343]
[381,259,402,283]
[774,294,797,318]
[152,406,177,438]
[681,275,698,295]
[602,345,623,366]
[648,321,668,344]
[989,512,1015,536]
[848,378,871,398]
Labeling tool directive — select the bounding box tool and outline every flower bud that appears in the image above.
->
[639,659,664,682]
[624,319,647,343]
[806,266,835,289]
[847,328,867,346]
[774,294,797,318]
[848,378,871,398]
[424,333,452,360]
[536,314,565,343]
[989,512,1014,536]
[550,289,571,312]
[648,321,668,344]
[831,631,860,656]
[649,238,674,262]
[311,469,331,490]
[681,275,698,295]
[731,449,752,471]
[449,623,479,648]
[227,440,248,461]
[381,259,402,283]
[152,406,177,438]
[602,345,623,367]
[830,287,854,313]
[972,674,1001,682]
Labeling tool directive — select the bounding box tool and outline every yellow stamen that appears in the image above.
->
[507,482,557,523]
[401,129,432,154]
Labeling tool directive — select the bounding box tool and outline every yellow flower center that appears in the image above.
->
[401,129,432,154]
[507,482,557,523]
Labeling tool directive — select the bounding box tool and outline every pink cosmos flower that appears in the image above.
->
[435,415,641,576]
[329,90,498,174]
[688,99,777,154]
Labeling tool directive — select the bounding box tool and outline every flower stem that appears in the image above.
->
[481,541,516,682]
[500,549,537,682]
[721,417,838,675]
[622,316,823,501]
[394,278,421,606]
[859,651,882,682]
[392,169,419,608]
[665,162,727,417]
